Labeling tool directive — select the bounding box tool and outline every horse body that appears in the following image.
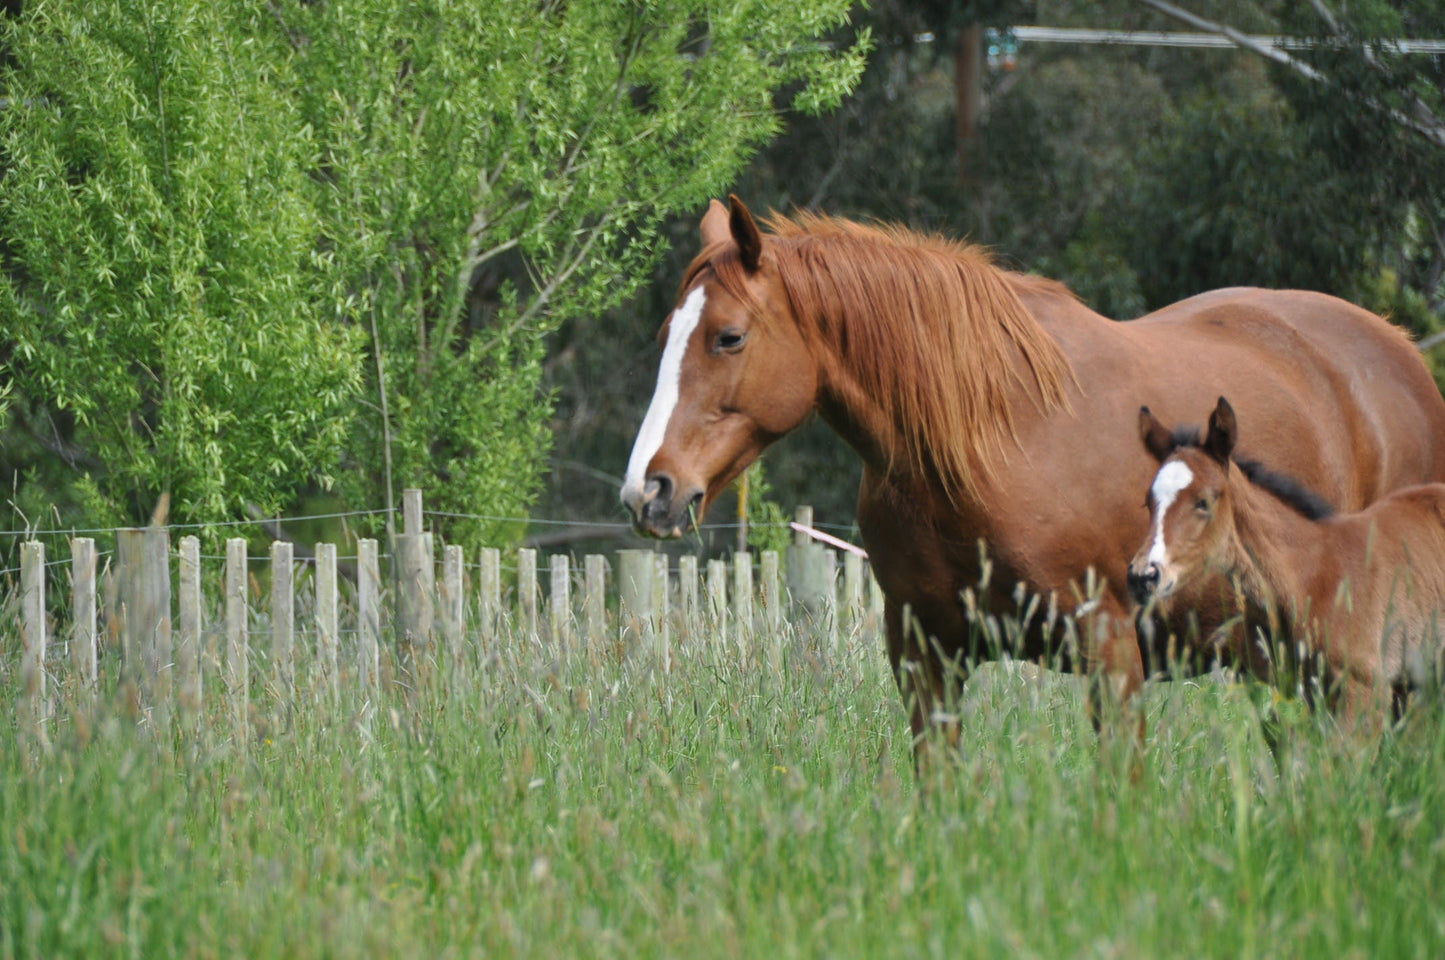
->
[1130,400,1445,725]
[622,196,1445,753]
[852,282,1445,716]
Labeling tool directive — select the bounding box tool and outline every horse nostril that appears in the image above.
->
[1144,563,1161,585]
[645,474,674,506]
[685,490,704,524]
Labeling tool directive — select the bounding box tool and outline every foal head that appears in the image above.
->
[1127,397,1240,605]
[620,196,816,537]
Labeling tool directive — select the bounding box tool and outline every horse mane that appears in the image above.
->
[685,210,1076,499]
[1165,425,1336,521]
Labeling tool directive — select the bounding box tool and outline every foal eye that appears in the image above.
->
[1194,498,1210,513]
[715,330,747,353]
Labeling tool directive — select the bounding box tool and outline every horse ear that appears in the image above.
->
[1205,396,1237,463]
[1138,406,1174,461]
[728,194,763,272]
[700,198,730,247]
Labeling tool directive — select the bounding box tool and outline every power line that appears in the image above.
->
[1007,25,1445,54]
[906,26,1445,55]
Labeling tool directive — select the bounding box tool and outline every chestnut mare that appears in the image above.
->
[620,196,1445,758]
[1129,398,1445,728]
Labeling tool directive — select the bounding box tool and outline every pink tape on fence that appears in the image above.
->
[788,522,869,559]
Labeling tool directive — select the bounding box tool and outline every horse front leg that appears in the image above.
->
[885,599,967,778]
[1083,596,1148,774]
[1333,671,1390,738]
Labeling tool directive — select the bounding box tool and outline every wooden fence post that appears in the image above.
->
[177,536,202,721]
[315,542,339,697]
[271,540,294,697]
[707,558,728,650]
[21,541,45,730]
[652,554,670,670]
[71,537,97,692]
[550,553,571,650]
[733,551,753,660]
[479,547,501,651]
[517,548,538,643]
[821,549,839,647]
[760,549,781,670]
[114,527,171,699]
[396,488,434,669]
[225,538,248,742]
[678,555,699,649]
[786,506,833,635]
[868,565,885,626]
[441,544,465,668]
[358,538,380,689]
[843,551,864,635]
[584,554,606,652]
[617,549,653,653]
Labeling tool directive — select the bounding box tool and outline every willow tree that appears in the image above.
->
[285,0,869,546]
[0,0,868,545]
[0,1,362,529]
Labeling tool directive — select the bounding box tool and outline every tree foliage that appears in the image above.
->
[1271,1,1445,324]
[282,0,868,547]
[0,0,868,547]
[0,0,361,529]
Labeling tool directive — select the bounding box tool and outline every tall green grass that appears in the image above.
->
[3,618,1445,958]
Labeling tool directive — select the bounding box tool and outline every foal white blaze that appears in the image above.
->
[621,286,708,508]
[1147,460,1195,573]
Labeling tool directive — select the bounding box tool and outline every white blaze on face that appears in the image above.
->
[621,286,708,506]
[1147,460,1194,568]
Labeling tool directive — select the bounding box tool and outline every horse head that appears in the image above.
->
[620,196,817,537]
[1128,397,1239,605]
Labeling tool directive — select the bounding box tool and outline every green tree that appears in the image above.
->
[1120,92,1384,307]
[0,0,362,530]
[262,0,869,549]
[1141,0,1445,324]
[1,0,869,549]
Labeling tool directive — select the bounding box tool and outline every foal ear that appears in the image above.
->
[728,194,763,272]
[1138,406,1174,461]
[700,198,731,247]
[1205,396,1237,463]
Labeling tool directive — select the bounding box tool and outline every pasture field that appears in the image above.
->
[4,620,1445,959]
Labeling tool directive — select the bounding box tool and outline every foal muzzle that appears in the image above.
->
[1127,562,1162,606]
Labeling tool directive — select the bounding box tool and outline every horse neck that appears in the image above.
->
[784,255,1072,502]
[1226,476,1334,632]
[813,358,914,484]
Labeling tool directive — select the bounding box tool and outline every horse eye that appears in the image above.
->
[716,330,747,352]
[1195,497,1210,513]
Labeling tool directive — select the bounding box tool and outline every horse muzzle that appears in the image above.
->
[1126,561,1163,606]
[621,474,705,538]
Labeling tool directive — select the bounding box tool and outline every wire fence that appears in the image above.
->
[4,488,883,746]
[0,503,864,557]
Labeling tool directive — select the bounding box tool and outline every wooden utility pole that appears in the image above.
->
[956,24,983,183]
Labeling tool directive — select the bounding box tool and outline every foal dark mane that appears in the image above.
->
[1166,425,1336,520]
[683,210,1077,499]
